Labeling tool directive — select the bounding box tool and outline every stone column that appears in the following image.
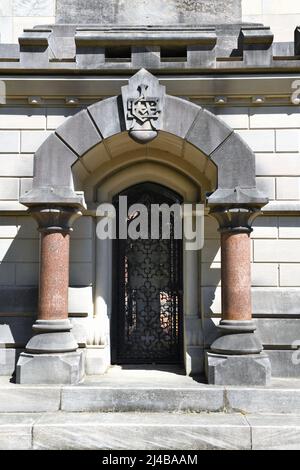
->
[206,207,271,385]
[16,206,85,384]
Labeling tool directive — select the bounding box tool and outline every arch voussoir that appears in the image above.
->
[20,69,267,210]
[55,109,102,158]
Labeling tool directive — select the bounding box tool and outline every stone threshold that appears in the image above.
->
[1,412,300,450]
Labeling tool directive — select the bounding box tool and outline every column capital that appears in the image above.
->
[209,206,260,234]
[29,205,82,234]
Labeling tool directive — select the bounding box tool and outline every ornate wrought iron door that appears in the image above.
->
[112,183,183,364]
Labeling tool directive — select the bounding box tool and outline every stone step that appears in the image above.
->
[1,378,300,414]
[1,412,300,450]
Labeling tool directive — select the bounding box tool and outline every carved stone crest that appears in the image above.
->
[128,84,160,125]
[122,69,165,144]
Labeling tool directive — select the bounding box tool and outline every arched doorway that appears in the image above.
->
[16,69,269,385]
[111,182,183,365]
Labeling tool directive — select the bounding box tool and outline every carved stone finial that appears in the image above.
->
[122,69,165,144]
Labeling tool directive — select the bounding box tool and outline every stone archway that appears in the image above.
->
[16,69,271,386]
[21,69,265,210]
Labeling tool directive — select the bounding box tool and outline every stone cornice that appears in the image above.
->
[1,74,300,107]
[3,200,300,215]
[0,23,299,75]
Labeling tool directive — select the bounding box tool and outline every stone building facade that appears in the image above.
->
[0,0,300,386]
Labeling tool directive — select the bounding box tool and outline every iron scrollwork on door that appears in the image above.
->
[112,183,183,364]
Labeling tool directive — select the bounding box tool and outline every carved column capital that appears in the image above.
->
[209,206,260,234]
[29,205,82,234]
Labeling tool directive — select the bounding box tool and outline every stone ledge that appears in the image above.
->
[61,386,224,413]
[32,411,250,450]
[0,385,61,412]
[1,375,300,414]
[248,414,300,450]
[0,413,42,450]
[1,23,300,73]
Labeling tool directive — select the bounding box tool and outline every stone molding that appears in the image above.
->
[29,205,83,234]
[3,74,299,107]
[26,320,78,354]
[208,206,261,234]
[1,23,300,73]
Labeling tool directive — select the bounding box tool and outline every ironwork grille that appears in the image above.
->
[112,183,183,364]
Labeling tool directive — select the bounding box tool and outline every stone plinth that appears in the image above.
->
[206,352,271,386]
[16,350,84,385]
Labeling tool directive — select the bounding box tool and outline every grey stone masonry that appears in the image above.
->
[1,373,300,414]
[2,372,300,448]
[2,411,300,450]
[206,352,271,386]
[1,23,300,72]
[56,0,242,26]
[21,69,267,210]
[16,351,85,385]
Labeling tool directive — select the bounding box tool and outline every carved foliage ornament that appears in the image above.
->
[122,69,165,144]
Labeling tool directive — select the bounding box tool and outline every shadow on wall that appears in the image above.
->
[201,216,222,349]
[0,212,223,373]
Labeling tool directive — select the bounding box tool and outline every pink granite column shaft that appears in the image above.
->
[38,231,70,321]
[221,231,252,321]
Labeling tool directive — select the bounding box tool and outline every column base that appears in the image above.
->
[210,320,263,355]
[206,351,271,386]
[25,319,78,353]
[16,350,85,384]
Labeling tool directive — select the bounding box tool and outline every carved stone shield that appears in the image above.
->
[122,69,166,143]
